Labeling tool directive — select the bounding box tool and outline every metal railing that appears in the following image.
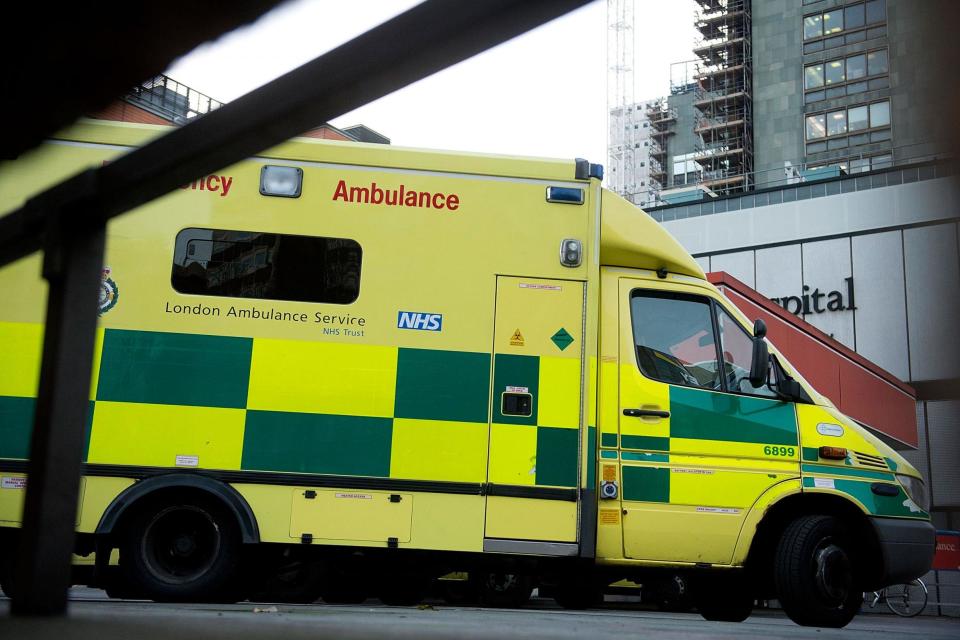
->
[128,74,223,123]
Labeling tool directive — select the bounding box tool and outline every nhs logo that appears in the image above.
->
[397,311,443,332]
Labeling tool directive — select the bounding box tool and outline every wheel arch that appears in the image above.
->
[744,491,884,593]
[95,473,260,544]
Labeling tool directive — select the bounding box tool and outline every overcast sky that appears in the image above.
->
[166,0,696,170]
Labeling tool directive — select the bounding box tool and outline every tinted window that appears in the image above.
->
[848,105,869,131]
[846,54,866,80]
[827,110,847,136]
[865,0,886,24]
[630,292,720,390]
[845,3,865,29]
[867,49,888,75]
[805,63,824,89]
[172,228,362,304]
[825,59,845,84]
[803,14,822,39]
[806,114,826,140]
[870,100,890,127]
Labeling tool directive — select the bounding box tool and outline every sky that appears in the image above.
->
[166,0,697,170]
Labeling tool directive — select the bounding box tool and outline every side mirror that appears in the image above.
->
[748,334,769,388]
[753,318,767,339]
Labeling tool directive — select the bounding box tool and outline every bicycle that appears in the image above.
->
[864,578,928,617]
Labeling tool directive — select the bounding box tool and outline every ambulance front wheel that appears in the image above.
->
[773,514,860,628]
[119,496,244,603]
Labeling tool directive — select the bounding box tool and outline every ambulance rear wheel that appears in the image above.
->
[774,515,859,628]
[120,497,243,603]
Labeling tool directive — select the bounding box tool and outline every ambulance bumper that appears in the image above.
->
[870,517,935,586]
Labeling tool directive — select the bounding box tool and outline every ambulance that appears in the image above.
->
[0,120,934,627]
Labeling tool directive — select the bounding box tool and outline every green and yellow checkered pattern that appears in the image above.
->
[0,323,579,488]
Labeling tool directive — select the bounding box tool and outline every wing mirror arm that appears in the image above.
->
[748,318,811,403]
[768,354,813,403]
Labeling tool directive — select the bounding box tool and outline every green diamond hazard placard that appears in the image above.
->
[551,328,574,351]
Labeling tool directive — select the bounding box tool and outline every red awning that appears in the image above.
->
[708,272,918,447]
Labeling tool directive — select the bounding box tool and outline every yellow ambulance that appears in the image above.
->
[0,120,934,627]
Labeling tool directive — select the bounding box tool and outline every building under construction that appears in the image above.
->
[644,98,676,201]
[691,0,753,194]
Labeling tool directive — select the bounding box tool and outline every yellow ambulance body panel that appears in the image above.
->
[0,121,933,616]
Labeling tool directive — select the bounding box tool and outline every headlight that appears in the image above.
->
[896,474,930,512]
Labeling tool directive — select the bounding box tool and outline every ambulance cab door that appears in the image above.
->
[616,277,799,565]
[483,276,585,550]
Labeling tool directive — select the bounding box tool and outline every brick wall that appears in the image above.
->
[300,126,352,141]
[87,101,171,125]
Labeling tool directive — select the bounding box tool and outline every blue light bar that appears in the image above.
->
[546,186,584,205]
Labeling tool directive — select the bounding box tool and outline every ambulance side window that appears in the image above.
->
[171,228,361,304]
[716,307,778,398]
[630,291,721,390]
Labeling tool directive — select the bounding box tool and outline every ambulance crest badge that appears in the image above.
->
[98,266,119,316]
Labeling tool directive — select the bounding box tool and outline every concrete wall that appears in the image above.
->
[751,0,805,184]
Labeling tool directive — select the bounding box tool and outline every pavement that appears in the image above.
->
[0,589,957,640]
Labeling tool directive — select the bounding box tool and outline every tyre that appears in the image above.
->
[476,572,532,608]
[774,515,860,628]
[692,574,753,622]
[884,579,928,617]
[119,496,244,603]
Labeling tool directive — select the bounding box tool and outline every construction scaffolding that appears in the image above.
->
[645,98,676,197]
[692,0,753,194]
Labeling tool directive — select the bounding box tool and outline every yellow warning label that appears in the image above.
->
[602,465,617,482]
[510,329,524,346]
[599,509,620,525]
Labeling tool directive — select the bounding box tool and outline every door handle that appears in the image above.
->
[623,408,670,418]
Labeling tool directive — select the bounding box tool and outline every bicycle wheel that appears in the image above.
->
[884,579,928,617]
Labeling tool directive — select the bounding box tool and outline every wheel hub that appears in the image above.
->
[142,505,221,584]
[173,534,197,557]
[814,543,852,604]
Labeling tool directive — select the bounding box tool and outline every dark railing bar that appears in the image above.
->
[5,0,594,616]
